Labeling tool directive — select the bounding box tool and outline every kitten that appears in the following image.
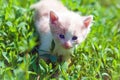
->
[31,0,93,62]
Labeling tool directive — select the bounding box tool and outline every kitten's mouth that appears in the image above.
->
[63,46,72,49]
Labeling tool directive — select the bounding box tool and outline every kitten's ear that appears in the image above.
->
[83,15,93,28]
[50,11,58,24]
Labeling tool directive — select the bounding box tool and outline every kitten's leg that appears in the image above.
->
[38,32,52,55]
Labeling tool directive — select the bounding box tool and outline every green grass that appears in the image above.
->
[0,0,120,80]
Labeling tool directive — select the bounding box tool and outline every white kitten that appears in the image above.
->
[31,0,93,62]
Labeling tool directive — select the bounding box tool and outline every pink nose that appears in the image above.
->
[63,42,72,49]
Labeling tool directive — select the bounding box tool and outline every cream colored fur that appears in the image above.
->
[31,0,93,61]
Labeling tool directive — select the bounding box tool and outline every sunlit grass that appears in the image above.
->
[0,0,120,79]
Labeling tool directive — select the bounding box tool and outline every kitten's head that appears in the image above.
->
[49,11,93,49]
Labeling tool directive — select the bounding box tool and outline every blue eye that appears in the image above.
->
[59,34,65,39]
[72,36,77,40]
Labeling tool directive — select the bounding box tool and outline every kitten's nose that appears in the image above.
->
[63,42,72,49]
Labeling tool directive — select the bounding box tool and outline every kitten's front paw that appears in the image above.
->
[57,55,71,64]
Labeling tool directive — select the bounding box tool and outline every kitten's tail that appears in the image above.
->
[30,0,60,9]
[30,2,40,10]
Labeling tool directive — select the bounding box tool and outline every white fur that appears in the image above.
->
[31,0,93,61]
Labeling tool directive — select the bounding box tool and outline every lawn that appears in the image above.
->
[0,0,120,80]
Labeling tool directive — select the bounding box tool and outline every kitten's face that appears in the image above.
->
[49,11,93,49]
